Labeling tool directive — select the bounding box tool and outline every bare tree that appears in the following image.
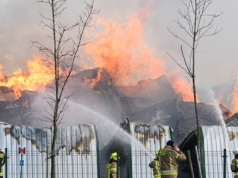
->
[32,0,98,177]
[167,0,222,153]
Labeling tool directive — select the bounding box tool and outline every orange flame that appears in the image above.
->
[84,14,165,86]
[89,68,102,89]
[168,75,195,102]
[83,14,197,101]
[232,76,238,112]
[0,56,55,99]
[1,12,196,103]
[82,68,103,89]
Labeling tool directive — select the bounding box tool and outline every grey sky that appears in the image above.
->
[0,0,237,88]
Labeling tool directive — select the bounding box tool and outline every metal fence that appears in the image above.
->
[2,149,236,178]
[4,149,99,178]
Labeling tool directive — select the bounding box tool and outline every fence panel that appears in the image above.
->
[2,150,236,178]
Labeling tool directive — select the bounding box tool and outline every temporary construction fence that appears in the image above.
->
[98,121,173,177]
[0,122,99,178]
[1,149,237,178]
[4,149,98,178]
[0,121,173,178]
[126,122,173,178]
[200,126,237,178]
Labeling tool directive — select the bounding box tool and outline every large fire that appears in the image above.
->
[168,75,195,102]
[1,10,235,108]
[0,56,55,99]
[83,14,194,101]
[84,14,165,86]
[0,14,195,102]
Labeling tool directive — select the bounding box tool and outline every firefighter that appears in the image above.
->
[0,149,5,178]
[105,152,119,178]
[158,140,186,178]
[149,151,161,178]
[231,148,238,178]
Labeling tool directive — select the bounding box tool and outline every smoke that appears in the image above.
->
[30,83,123,126]
[149,111,170,125]
[28,78,139,151]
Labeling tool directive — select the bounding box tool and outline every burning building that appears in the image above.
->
[0,64,236,144]
[0,57,237,178]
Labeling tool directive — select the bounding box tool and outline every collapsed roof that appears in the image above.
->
[0,67,236,146]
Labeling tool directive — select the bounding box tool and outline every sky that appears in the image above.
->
[0,0,238,89]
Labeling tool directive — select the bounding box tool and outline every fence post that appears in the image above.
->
[127,151,132,178]
[117,151,120,178]
[195,146,202,178]
[223,149,227,178]
[46,146,48,178]
[5,148,7,178]
[187,150,195,178]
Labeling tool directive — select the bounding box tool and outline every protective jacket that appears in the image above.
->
[158,145,186,178]
[106,159,118,178]
[231,155,238,178]
[0,150,5,177]
[149,158,161,178]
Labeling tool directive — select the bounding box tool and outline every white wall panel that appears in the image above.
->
[0,122,98,178]
[201,126,233,178]
[130,122,172,178]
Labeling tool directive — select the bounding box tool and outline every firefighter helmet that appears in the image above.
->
[233,148,238,155]
[110,152,117,160]
[167,140,175,148]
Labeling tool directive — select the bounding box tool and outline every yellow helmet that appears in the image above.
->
[110,152,117,160]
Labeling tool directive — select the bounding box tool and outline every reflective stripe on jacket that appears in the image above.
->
[160,170,177,176]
